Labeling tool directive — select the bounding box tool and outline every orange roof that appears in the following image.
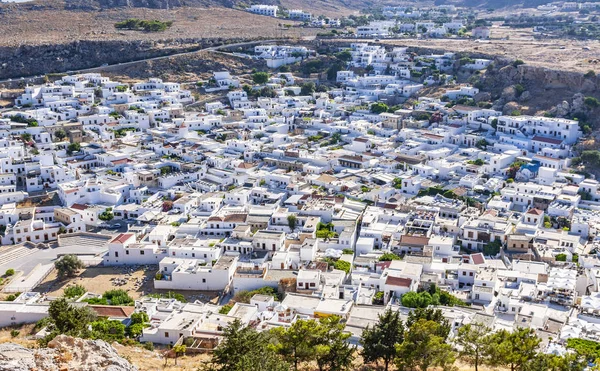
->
[526,208,543,215]
[111,233,134,244]
[89,305,135,318]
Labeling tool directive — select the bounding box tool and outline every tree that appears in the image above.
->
[21,133,32,142]
[99,208,114,221]
[63,284,86,299]
[55,254,85,279]
[5,268,15,276]
[401,291,433,308]
[314,316,355,371]
[455,323,491,371]
[173,344,186,365]
[252,72,270,85]
[42,298,96,344]
[91,319,126,341]
[203,319,289,371]
[406,308,450,339]
[67,142,81,155]
[487,328,541,371]
[54,129,67,141]
[271,319,320,371]
[335,50,352,62]
[371,102,389,114]
[287,214,297,233]
[522,353,585,371]
[392,177,402,189]
[396,318,456,371]
[379,252,400,261]
[361,309,404,371]
[300,82,316,95]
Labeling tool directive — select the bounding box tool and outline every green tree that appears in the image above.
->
[287,214,297,233]
[21,133,32,142]
[99,208,114,221]
[360,309,404,371]
[252,72,270,85]
[173,344,186,365]
[314,316,355,371]
[487,328,541,371]
[455,323,491,371]
[406,308,450,339]
[335,50,352,62]
[63,284,86,299]
[401,291,433,308]
[5,268,15,276]
[42,298,96,344]
[522,353,585,371]
[54,254,85,279]
[300,82,316,95]
[271,319,320,371]
[392,177,402,189]
[396,318,456,371]
[91,319,126,341]
[67,142,81,155]
[54,129,67,141]
[379,252,400,261]
[203,319,289,371]
[371,102,389,114]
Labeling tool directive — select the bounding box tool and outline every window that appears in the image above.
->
[140,250,145,255]
[165,332,169,337]
[202,278,206,283]
[126,250,129,255]
[115,252,119,257]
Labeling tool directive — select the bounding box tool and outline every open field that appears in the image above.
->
[0,5,317,47]
[32,266,220,303]
[373,26,600,73]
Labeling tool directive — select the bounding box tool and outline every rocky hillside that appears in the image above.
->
[0,335,138,371]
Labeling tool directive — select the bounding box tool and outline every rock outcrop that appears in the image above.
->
[0,335,138,371]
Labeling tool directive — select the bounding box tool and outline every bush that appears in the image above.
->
[55,255,85,279]
[379,252,401,261]
[334,260,351,273]
[513,59,525,67]
[5,269,15,276]
[143,341,154,351]
[115,18,173,32]
[219,304,233,314]
[10,330,20,338]
[555,254,567,262]
[252,72,269,85]
[64,284,86,299]
[584,70,596,78]
[584,96,600,108]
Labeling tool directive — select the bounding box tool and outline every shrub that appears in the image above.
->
[10,330,20,338]
[584,70,596,78]
[513,59,525,67]
[219,304,233,314]
[584,96,600,108]
[143,342,154,351]
[5,269,15,276]
[555,254,567,262]
[64,284,86,299]
[115,18,173,32]
[334,260,351,273]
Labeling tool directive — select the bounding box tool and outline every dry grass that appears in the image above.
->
[0,324,39,348]
[113,342,211,371]
[0,5,318,47]
[36,266,156,299]
[35,265,220,302]
[373,27,600,73]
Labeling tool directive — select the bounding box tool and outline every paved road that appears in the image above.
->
[0,39,284,84]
